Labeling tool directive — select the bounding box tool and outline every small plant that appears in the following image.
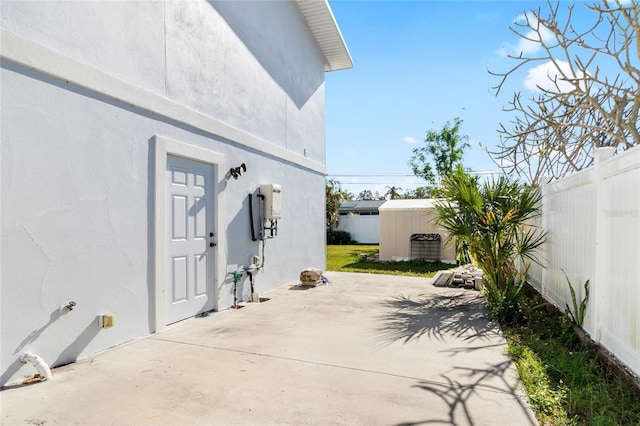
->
[563,270,589,328]
[483,272,527,323]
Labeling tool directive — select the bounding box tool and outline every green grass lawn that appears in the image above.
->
[326,244,640,425]
[326,244,454,277]
[503,290,640,425]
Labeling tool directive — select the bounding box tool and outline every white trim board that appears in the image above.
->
[0,29,326,175]
[153,135,226,332]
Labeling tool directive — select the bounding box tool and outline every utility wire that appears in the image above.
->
[327,170,500,177]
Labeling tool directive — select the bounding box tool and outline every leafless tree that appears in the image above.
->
[490,0,639,184]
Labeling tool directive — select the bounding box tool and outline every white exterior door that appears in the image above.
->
[166,155,216,324]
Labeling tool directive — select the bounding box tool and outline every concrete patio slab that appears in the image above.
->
[1,271,536,425]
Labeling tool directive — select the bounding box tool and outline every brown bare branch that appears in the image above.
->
[489,0,640,184]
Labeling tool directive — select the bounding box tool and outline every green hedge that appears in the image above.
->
[326,230,355,245]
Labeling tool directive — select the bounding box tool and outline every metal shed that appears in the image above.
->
[378,199,456,263]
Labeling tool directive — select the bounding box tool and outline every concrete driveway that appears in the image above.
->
[1,272,536,425]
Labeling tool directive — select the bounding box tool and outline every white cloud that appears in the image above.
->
[403,136,418,144]
[514,13,527,23]
[497,12,554,57]
[524,60,585,93]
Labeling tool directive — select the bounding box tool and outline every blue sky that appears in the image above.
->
[324,1,589,197]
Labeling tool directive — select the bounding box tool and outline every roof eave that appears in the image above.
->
[295,0,353,72]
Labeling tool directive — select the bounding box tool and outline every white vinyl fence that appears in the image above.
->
[335,214,380,244]
[528,146,640,376]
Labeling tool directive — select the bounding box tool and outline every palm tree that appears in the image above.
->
[436,173,546,321]
[434,171,480,263]
[326,180,352,229]
[384,186,403,200]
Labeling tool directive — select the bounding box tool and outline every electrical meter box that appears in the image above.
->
[260,184,282,220]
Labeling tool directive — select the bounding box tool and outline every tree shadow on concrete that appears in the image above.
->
[374,292,500,346]
[394,361,536,426]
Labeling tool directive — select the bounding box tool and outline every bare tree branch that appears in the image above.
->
[489,0,639,184]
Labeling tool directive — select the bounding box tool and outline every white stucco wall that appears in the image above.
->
[0,1,326,160]
[1,0,328,386]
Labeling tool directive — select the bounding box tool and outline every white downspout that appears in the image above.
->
[20,351,53,380]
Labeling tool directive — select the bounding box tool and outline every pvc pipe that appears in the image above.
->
[20,351,53,380]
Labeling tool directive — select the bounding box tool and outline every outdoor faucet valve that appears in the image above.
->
[60,301,77,312]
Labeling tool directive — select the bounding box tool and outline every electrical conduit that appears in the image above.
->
[21,351,53,380]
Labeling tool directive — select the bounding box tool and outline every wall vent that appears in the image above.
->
[409,233,441,261]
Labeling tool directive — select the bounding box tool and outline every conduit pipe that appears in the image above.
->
[21,351,53,380]
[248,193,258,241]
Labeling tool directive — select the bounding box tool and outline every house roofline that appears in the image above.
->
[296,0,353,72]
[379,199,441,210]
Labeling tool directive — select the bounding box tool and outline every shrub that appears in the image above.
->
[326,230,355,245]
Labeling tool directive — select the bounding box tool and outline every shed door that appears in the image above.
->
[166,155,215,324]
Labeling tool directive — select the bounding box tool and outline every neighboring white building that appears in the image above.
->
[0,0,351,386]
[378,199,457,263]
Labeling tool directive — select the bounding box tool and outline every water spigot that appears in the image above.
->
[60,301,77,312]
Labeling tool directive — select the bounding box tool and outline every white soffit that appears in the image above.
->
[296,0,353,71]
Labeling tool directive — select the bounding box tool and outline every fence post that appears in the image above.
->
[540,176,550,299]
[592,147,616,341]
